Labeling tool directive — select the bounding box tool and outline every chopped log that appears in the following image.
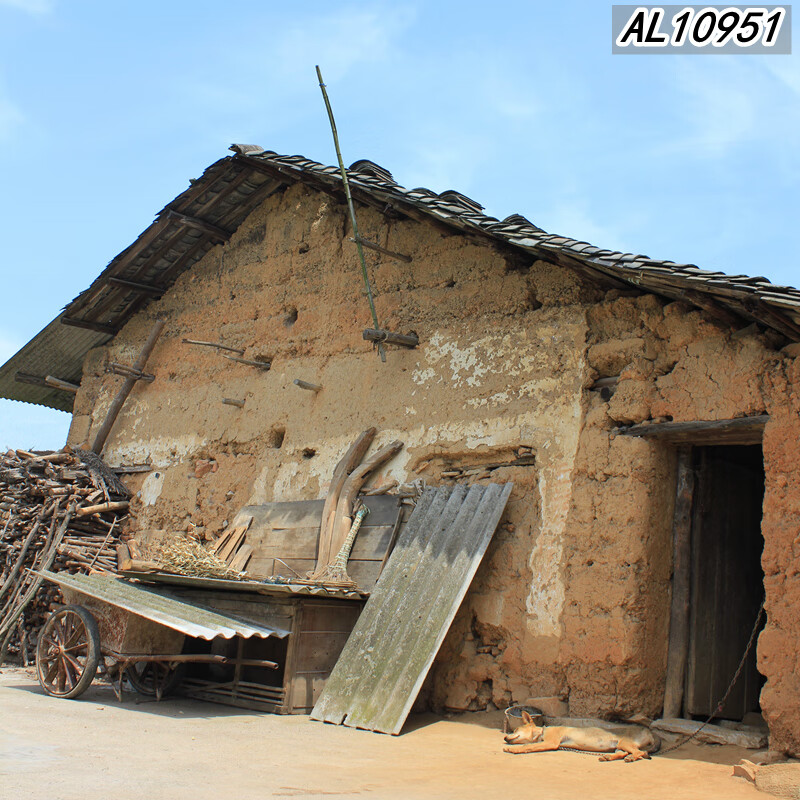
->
[314,428,377,570]
[116,544,132,571]
[222,398,245,408]
[663,447,695,719]
[91,319,166,454]
[76,501,129,517]
[363,329,419,348]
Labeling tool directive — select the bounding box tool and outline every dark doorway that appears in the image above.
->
[684,445,765,720]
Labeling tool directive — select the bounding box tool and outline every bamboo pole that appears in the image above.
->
[316,65,386,363]
[91,319,166,454]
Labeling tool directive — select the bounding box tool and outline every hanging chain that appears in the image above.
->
[658,600,765,755]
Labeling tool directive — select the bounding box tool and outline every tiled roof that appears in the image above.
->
[2,145,798,411]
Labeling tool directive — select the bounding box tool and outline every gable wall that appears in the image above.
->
[66,183,800,751]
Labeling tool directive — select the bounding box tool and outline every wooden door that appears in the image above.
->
[685,445,765,719]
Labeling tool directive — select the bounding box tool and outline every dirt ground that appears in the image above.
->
[0,667,761,800]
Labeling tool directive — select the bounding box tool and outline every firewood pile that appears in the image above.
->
[0,448,130,665]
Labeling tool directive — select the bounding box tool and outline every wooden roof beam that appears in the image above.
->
[61,317,117,335]
[107,277,165,296]
[162,210,232,242]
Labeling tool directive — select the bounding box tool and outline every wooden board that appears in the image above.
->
[311,483,513,734]
[232,496,404,591]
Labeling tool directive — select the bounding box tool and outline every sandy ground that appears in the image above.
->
[0,667,760,800]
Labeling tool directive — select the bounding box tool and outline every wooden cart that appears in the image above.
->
[34,570,363,712]
[34,570,284,702]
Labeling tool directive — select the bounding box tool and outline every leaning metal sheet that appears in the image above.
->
[36,570,290,641]
[311,482,513,734]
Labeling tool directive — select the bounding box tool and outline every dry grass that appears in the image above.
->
[151,536,241,579]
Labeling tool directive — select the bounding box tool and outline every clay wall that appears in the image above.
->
[67,182,594,708]
[66,184,800,751]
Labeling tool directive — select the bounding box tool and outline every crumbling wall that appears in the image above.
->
[67,182,595,712]
[66,182,800,747]
[562,290,800,755]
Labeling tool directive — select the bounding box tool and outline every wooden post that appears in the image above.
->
[91,320,166,454]
[294,379,322,392]
[663,447,695,719]
[363,329,419,348]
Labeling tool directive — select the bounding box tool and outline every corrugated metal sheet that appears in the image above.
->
[311,482,513,735]
[38,570,290,641]
[0,314,110,411]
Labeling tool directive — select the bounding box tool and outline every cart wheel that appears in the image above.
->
[36,605,101,699]
[125,661,185,698]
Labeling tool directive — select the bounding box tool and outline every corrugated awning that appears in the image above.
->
[311,482,513,735]
[38,570,290,641]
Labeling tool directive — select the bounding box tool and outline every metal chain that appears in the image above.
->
[658,600,765,756]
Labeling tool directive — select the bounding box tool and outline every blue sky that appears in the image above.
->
[1,1,798,449]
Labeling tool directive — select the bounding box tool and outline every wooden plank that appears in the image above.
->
[246,558,382,589]
[663,447,695,718]
[229,544,253,572]
[218,526,247,563]
[617,415,768,445]
[244,524,395,562]
[209,528,234,555]
[311,483,513,734]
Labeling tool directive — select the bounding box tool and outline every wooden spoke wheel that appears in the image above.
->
[125,661,185,699]
[36,605,101,699]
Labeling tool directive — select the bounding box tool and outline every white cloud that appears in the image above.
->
[182,5,416,121]
[275,6,416,84]
[0,0,53,14]
[658,57,800,159]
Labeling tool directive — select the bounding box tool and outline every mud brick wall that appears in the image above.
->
[66,182,800,751]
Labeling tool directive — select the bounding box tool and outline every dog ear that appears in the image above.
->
[521,711,533,724]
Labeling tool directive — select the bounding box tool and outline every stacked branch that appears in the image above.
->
[0,448,130,665]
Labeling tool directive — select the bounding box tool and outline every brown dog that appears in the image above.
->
[503,711,659,762]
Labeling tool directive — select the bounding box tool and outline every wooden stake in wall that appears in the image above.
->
[91,320,166,454]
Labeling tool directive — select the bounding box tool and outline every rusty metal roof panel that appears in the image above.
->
[0,314,110,411]
[311,482,513,735]
[38,570,290,640]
